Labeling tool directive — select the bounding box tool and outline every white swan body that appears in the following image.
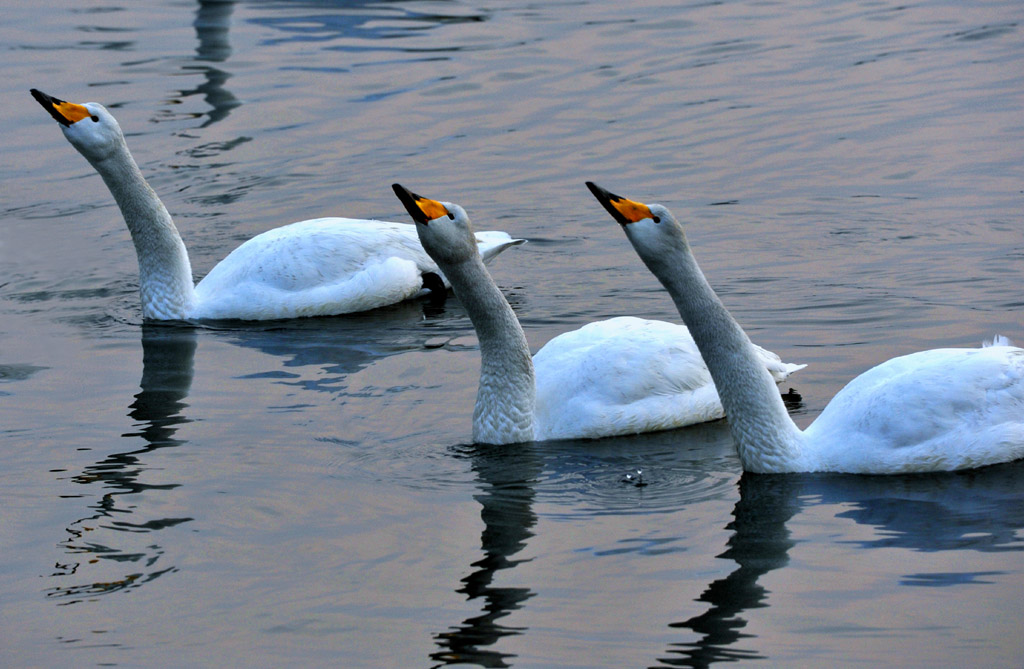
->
[533,316,804,440]
[190,218,521,320]
[392,184,805,444]
[800,344,1024,472]
[587,181,1024,474]
[31,89,523,321]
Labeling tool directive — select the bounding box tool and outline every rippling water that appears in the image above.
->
[2,0,1023,665]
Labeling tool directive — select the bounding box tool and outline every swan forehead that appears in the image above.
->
[442,202,468,222]
[648,204,671,220]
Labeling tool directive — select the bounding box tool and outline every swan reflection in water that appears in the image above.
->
[45,298,444,604]
[431,444,543,668]
[47,325,197,603]
[175,0,240,128]
[427,402,801,666]
[657,464,1024,667]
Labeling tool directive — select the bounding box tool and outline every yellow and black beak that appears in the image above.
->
[586,181,655,225]
[392,183,451,225]
[30,88,94,127]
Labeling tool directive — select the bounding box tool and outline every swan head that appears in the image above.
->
[31,89,126,164]
[585,181,688,267]
[392,183,478,265]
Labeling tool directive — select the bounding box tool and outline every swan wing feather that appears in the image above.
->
[191,218,523,319]
[192,218,432,318]
[534,316,803,440]
[803,346,1024,472]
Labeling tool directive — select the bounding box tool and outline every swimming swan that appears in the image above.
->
[30,89,523,321]
[587,181,1024,473]
[392,183,805,444]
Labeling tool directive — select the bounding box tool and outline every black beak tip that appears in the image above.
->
[585,181,630,225]
[585,181,617,201]
[31,88,73,127]
[392,183,428,224]
[30,88,50,105]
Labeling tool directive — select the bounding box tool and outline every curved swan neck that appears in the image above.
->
[443,255,536,444]
[89,142,196,320]
[641,239,804,471]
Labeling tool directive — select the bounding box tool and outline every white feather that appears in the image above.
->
[534,316,804,440]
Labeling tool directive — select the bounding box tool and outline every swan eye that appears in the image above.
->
[90,115,99,122]
[652,216,661,223]
[447,213,455,220]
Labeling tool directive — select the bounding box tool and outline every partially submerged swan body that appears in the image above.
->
[31,89,523,321]
[533,316,804,440]
[392,183,805,444]
[587,181,1024,474]
[187,219,522,320]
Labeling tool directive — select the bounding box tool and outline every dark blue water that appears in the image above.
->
[2,0,1023,665]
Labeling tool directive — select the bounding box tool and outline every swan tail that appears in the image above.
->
[752,343,808,383]
[983,334,1014,348]
[476,231,527,265]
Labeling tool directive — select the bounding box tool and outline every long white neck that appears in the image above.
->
[443,255,536,444]
[88,142,196,320]
[640,239,804,471]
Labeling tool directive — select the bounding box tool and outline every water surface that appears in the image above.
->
[2,0,1023,666]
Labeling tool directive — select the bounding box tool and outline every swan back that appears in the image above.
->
[533,317,723,439]
[192,218,431,319]
[802,345,1024,472]
[533,316,805,440]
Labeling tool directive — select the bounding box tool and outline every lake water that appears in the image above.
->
[2,0,1023,665]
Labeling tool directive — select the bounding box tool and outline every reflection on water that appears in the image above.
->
[42,305,441,605]
[432,444,543,667]
[46,325,196,603]
[5,0,1023,663]
[661,475,800,667]
[178,0,241,127]
[208,296,448,393]
[248,0,488,49]
[0,363,48,390]
[659,464,1024,667]
[814,467,1024,557]
[431,428,741,667]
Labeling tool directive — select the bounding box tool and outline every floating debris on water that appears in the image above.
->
[621,469,647,487]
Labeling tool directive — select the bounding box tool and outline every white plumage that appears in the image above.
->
[533,316,804,440]
[392,184,805,444]
[190,218,520,320]
[588,181,1024,473]
[799,344,1024,472]
[31,89,523,321]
